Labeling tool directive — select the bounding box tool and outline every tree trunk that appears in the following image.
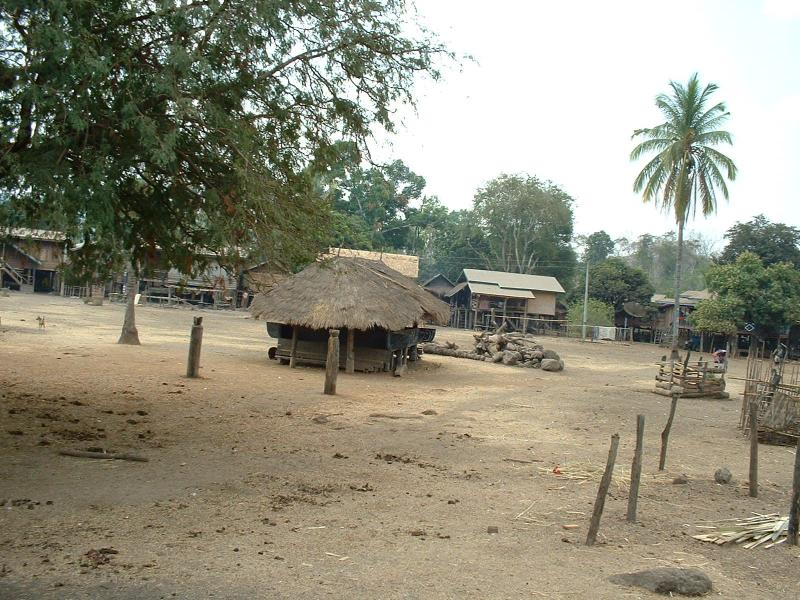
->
[118,270,140,345]
[670,219,684,359]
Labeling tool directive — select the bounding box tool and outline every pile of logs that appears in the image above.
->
[654,355,728,399]
[422,330,564,372]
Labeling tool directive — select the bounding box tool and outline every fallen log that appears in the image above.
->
[59,449,149,462]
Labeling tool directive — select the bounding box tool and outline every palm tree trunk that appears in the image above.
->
[118,267,141,345]
[670,220,684,359]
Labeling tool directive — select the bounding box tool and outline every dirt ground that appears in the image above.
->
[0,292,798,599]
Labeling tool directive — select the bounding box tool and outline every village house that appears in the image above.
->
[0,228,66,293]
[421,273,454,299]
[445,268,565,332]
[651,289,711,337]
[250,256,448,374]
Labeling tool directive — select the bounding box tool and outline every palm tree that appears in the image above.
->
[631,73,737,358]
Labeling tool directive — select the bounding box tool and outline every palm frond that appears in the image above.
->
[703,146,738,182]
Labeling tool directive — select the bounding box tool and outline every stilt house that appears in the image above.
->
[250,257,450,373]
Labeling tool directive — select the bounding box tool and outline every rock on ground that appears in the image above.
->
[609,568,712,596]
[541,358,564,372]
[542,349,560,361]
[714,467,732,484]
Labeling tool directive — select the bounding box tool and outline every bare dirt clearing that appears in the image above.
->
[1,293,798,599]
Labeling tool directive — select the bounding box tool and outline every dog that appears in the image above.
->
[36,315,46,330]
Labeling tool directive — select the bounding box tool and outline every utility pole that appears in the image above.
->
[581,260,589,340]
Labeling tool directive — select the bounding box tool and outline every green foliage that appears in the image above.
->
[0,1,449,278]
[719,214,800,268]
[581,231,615,264]
[586,258,654,309]
[631,73,737,225]
[469,174,576,286]
[616,232,712,294]
[691,252,800,335]
[566,299,614,327]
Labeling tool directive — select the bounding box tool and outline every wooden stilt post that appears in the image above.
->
[393,346,407,377]
[323,329,340,395]
[659,393,678,471]
[749,400,759,498]
[289,326,299,368]
[186,316,203,378]
[586,433,620,546]
[627,415,645,523]
[345,329,355,374]
[789,443,800,546]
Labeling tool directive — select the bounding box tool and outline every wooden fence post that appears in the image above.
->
[186,316,203,378]
[788,442,800,546]
[345,329,355,374]
[627,415,645,523]
[749,400,759,498]
[324,329,340,395]
[659,393,678,471]
[289,326,299,368]
[586,433,620,546]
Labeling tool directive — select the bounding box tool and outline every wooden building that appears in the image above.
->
[0,228,66,293]
[250,257,449,374]
[421,273,454,299]
[651,289,711,344]
[445,269,565,332]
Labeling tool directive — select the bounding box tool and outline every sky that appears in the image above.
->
[371,0,800,251]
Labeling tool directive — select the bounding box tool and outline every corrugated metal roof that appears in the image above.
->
[468,282,535,299]
[444,281,468,297]
[461,269,565,294]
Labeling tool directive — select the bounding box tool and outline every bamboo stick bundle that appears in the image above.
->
[693,513,789,549]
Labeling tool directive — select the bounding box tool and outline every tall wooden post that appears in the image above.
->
[659,393,678,471]
[627,415,645,523]
[586,433,620,546]
[345,329,355,374]
[186,316,203,378]
[323,329,340,395]
[788,443,800,546]
[289,326,299,368]
[749,400,759,498]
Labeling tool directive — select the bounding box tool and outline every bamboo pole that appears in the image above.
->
[627,415,645,523]
[586,433,620,546]
[289,326,299,368]
[788,442,800,546]
[749,400,759,498]
[186,316,203,378]
[323,329,340,395]
[345,329,355,374]
[659,393,678,471]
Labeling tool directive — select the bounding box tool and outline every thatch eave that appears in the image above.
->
[250,257,450,331]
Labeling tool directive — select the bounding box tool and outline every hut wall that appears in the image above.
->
[526,292,556,317]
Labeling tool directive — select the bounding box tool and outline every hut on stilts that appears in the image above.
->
[250,257,450,375]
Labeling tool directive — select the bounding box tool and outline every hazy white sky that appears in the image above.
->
[373,0,800,250]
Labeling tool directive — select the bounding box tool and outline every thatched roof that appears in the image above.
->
[250,257,450,330]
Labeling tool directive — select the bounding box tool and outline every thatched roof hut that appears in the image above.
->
[250,256,450,330]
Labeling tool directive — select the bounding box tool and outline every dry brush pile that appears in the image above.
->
[422,330,564,372]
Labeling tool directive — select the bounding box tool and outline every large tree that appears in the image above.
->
[581,230,615,265]
[631,73,737,357]
[719,214,800,269]
[692,252,800,338]
[616,231,713,294]
[586,258,654,310]
[468,173,576,285]
[0,0,448,343]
